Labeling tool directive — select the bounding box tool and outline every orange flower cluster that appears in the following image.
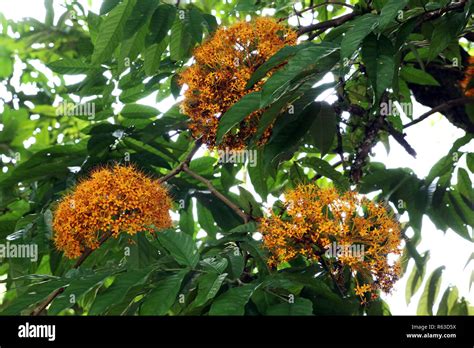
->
[53,164,172,259]
[179,17,297,149]
[260,184,402,302]
[460,56,474,97]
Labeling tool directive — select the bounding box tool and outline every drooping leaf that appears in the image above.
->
[417,266,444,315]
[92,0,136,64]
[215,91,262,144]
[209,282,260,315]
[157,230,200,268]
[140,270,188,315]
[340,14,378,59]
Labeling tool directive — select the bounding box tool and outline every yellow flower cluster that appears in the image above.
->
[53,164,172,259]
[179,17,297,149]
[260,184,402,302]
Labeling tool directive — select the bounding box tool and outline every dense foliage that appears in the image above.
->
[0,0,472,316]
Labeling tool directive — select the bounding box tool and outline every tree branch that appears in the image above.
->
[350,114,385,184]
[384,121,417,158]
[418,0,467,24]
[297,0,467,37]
[297,12,357,36]
[158,138,202,183]
[403,97,474,128]
[31,231,113,316]
[182,163,250,223]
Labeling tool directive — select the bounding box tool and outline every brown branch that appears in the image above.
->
[403,97,474,128]
[297,12,357,36]
[384,121,417,158]
[418,0,467,23]
[298,0,467,37]
[158,138,202,183]
[31,231,113,316]
[350,114,385,184]
[182,163,250,223]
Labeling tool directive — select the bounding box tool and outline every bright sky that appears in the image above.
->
[0,0,472,315]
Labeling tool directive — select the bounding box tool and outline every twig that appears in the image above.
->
[403,97,474,128]
[297,12,357,36]
[384,121,417,158]
[181,163,250,223]
[31,231,113,316]
[418,0,467,24]
[297,0,467,37]
[158,138,202,183]
[350,114,385,184]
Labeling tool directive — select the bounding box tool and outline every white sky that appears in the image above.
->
[0,0,472,315]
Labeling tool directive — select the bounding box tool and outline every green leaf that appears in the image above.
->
[191,272,227,308]
[260,43,339,108]
[0,144,87,187]
[121,103,159,119]
[147,4,177,45]
[157,230,200,268]
[246,43,310,89]
[405,252,430,305]
[264,101,322,167]
[400,66,440,86]
[361,34,395,101]
[48,271,113,315]
[92,0,136,64]
[466,153,474,172]
[437,286,459,315]
[309,101,337,156]
[449,298,469,315]
[1,279,68,315]
[301,157,349,190]
[200,257,228,274]
[227,222,258,234]
[44,0,54,26]
[448,191,474,229]
[170,15,193,61]
[248,148,268,200]
[144,39,168,76]
[48,58,101,75]
[122,137,171,169]
[100,0,121,15]
[140,270,188,315]
[428,13,465,61]
[266,297,313,315]
[216,91,261,144]
[238,187,263,217]
[179,201,195,236]
[197,200,218,238]
[457,168,474,204]
[224,247,245,280]
[417,266,444,315]
[209,282,260,315]
[378,0,409,30]
[89,267,153,315]
[341,14,378,59]
[189,7,204,43]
